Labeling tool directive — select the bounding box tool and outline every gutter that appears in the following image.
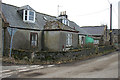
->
[4,26,79,33]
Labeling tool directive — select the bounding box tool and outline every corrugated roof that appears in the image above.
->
[80,26,105,35]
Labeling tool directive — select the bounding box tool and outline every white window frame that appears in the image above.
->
[67,20,69,26]
[23,10,36,23]
[94,40,99,44]
[64,19,67,25]
[30,32,38,47]
[62,19,69,26]
[62,19,65,24]
[66,33,72,47]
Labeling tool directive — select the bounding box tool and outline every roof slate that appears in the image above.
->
[2,3,56,30]
[2,3,87,34]
[80,26,106,35]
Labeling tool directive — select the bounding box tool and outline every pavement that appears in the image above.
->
[1,64,55,78]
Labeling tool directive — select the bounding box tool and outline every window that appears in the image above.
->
[66,33,72,47]
[23,10,35,23]
[67,21,69,26]
[62,19,65,24]
[79,35,84,45]
[62,19,69,26]
[30,33,38,47]
[94,40,99,44]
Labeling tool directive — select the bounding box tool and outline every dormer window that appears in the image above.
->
[23,10,35,23]
[58,11,70,26]
[62,19,69,26]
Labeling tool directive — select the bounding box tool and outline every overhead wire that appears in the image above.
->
[107,0,111,4]
[77,8,109,17]
[107,0,118,17]
[72,0,117,17]
[113,8,118,18]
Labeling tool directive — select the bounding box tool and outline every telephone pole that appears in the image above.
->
[110,4,112,45]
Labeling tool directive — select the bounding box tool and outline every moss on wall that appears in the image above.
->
[3,45,116,65]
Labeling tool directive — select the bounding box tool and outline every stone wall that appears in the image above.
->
[4,45,115,65]
[3,28,42,55]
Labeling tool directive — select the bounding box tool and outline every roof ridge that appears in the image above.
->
[2,3,19,8]
[36,11,56,18]
[81,26,105,28]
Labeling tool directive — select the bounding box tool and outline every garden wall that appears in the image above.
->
[3,45,116,64]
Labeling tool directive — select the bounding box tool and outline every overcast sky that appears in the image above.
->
[2,0,119,29]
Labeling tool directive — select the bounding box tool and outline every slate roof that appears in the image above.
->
[2,3,87,34]
[69,21,88,35]
[2,3,56,30]
[80,26,106,36]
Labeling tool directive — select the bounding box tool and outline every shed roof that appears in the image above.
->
[80,26,106,36]
[68,21,87,35]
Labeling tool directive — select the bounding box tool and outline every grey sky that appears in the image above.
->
[2,0,119,29]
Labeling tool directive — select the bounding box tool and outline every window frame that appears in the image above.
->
[30,32,38,47]
[66,33,72,47]
[23,10,36,23]
[62,18,69,26]
[94,39,99,44]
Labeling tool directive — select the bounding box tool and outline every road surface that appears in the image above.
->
[1,51,119,78]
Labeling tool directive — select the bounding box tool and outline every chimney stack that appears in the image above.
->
[59,11,68,19]
[65,11,66,15]
[60,12,62,15]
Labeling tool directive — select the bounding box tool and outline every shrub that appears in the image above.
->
[82,43,95,49]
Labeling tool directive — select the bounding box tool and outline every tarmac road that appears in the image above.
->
[9,51,118,78]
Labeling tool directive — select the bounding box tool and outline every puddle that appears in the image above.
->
[89,67,103,72]
[25,72,45,77]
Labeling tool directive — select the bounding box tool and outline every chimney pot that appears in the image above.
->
[60,12,62,15]
[62,12,63,15]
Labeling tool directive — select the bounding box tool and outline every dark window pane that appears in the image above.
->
[25,10,27,15]
[29,11,34,21]
[29,11,34,16]
[31,33,38,46]
[29,16,34,21]
[25,16,27,20]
